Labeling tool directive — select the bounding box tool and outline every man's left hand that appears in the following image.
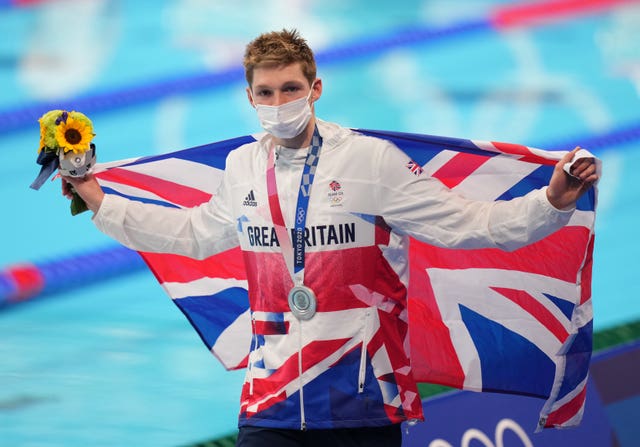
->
[546,147,599,210]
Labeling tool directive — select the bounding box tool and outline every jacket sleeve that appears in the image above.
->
[373,140,574,251]
[92,166,239,259]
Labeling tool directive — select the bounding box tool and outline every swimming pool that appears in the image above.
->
[1,1,639,446]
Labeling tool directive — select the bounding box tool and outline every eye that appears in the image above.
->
[256,89,272,97]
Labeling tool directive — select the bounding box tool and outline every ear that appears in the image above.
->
[246,87,256,108]
[311,78,322,103]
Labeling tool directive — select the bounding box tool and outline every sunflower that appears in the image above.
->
[54,112,94,154]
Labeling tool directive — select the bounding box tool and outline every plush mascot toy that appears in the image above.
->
[30,110,96,215]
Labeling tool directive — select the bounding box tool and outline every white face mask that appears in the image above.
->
[253,86,314,139]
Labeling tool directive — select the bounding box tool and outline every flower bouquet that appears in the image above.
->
[30,110,96,215]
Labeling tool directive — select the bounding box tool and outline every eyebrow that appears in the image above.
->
[253,80,305,91]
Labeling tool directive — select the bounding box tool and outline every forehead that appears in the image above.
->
[251,62,308,89]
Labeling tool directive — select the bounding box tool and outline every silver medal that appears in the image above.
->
[288,285,317,320]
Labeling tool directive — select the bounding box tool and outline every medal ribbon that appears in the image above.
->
[266,126,323,286]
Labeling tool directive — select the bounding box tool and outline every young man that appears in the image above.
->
[64,29,598,447]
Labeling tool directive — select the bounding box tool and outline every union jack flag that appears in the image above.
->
[94,129,597,430]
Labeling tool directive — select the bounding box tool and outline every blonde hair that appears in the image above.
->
[243,29,316,87]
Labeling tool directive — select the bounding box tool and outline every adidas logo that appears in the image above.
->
[242,190,258,207]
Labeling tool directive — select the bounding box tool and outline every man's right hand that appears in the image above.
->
[62,173,105,214]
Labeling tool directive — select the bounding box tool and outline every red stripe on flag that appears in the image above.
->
[140,247,246,283]
[490,287,570,343]
[580,235,595,305]
[97,168,211,207]
[544,384,588,427]
[492,0,634,29]
[491,141,557,165]
[431,152,489,189]
[412,226,592,283]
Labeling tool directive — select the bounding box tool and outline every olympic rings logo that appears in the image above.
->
[428,418,533,447]
[296,208,306,224]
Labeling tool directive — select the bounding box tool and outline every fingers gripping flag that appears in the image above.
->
[94,130,597,430]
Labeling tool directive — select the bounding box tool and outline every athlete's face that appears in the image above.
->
[247,63,322,107]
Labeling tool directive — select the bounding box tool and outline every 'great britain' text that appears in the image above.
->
[246,223,356,247]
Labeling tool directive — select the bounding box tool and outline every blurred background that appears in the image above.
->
[1,0,639,446]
